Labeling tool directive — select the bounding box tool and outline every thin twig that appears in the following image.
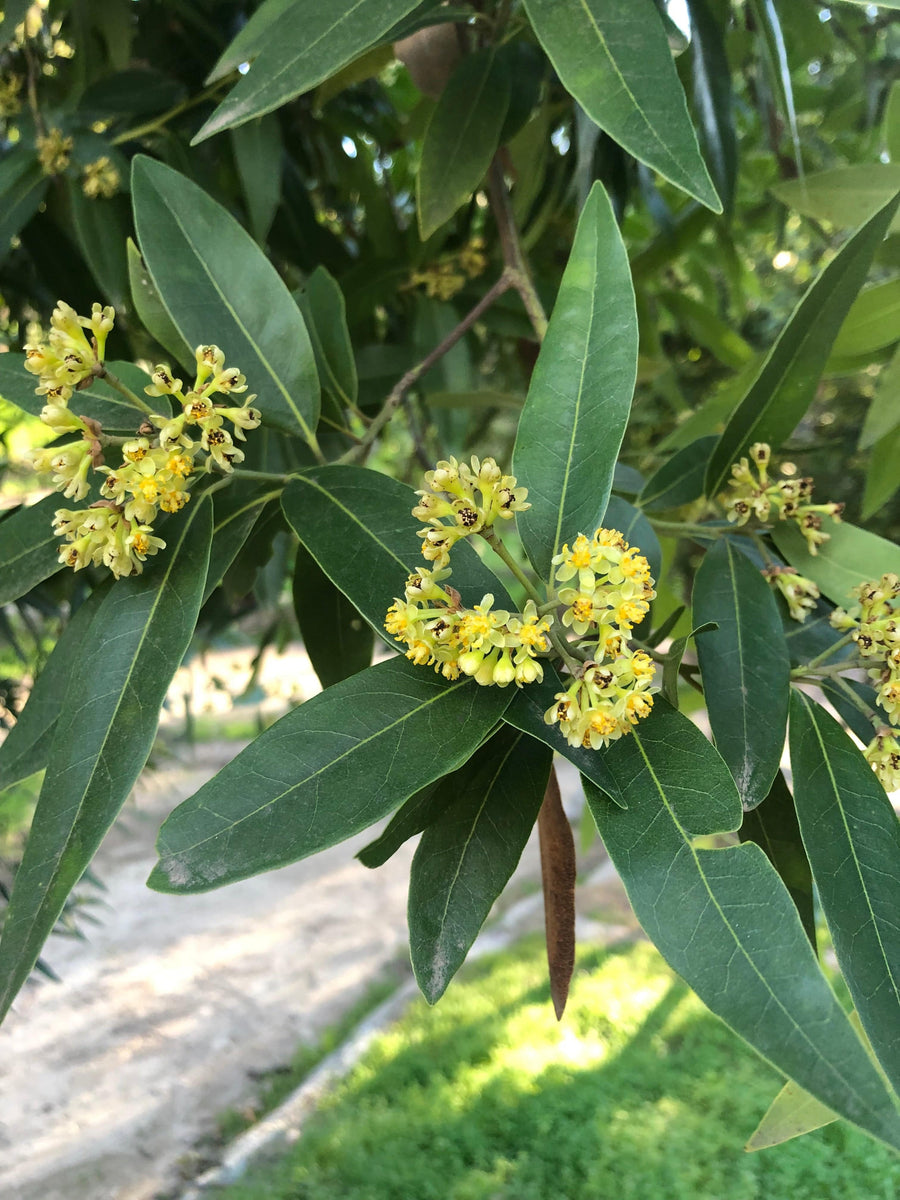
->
[111,73,239,145]
[487,158,548,341]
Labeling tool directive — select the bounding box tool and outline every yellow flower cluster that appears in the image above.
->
[413,455,529,570]
[762,565,820,623]
[552,528,656,653]
[36,126,72,176]
[0,74,21,119]
[385,573,551,687]
[27,302,261,579]
[544,650,656,750]
[725,443,843,554]
[831,573,900,789]
[408,238,488,300]
[82,155,120,199]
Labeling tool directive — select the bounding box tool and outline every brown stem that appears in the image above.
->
[538,767,576,1021]
[487,157,548,341]
[339,271,514,465]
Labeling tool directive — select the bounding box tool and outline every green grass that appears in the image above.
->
[214,938,900,1200]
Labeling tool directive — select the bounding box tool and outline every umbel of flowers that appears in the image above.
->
[385,455,659,752]
[26,301,260,579]
[831,573,900,791]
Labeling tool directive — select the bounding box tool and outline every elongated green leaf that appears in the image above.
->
[523,0,720,210]
[292,544,373,689]
[416,50,510,240]
[638,435,718,512]
[658,291,752,369]
[886,80,900,163]
[0,149,47,266]
[862,424,900,519]
[204,480,280,604]
[859,344,900,449]
[131,156,320,443]
[409,726,552,1002]
[790,692,900,1094]
[706,191,900,498]
[750,0,802,179]
[693,540,790,809]
[356,780,444,869]
[0,587,108,791]
[587,701,900,1152]
[772,518,900,607]
[818,678,879,748]
[148,656,512,894]
[126,238,193,367]
[196,0,423,141]
[231,113,283,244]
[602,494,662,586]
[771,165,900,231]
[660,622,716,709]
[281,466,511,635]
[294,267,357,408]
[67,184,130,311]
[834,278,900,359]
[686,0,737,212]
[746,1080,838,1151]
[739,770,816,949]
[0,354,155,431]
[0,494,63,607]
[514,183,638,578]
[0,499,211,1022]
[504,665,624,808]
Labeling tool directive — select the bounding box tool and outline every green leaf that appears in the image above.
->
[660,622,716,709]
[0,495,64,607]
[504,665,625,808]
[314,43,395,110]
[0,499,211,1023]
[587,700,900,1153]
[859,343,900,449]
[886,80,900,163]
[204,480,280,604]
[0,148,47,267]
[863,424,900,519]
[66,184,130,311]
[818,678,879,749]
[658,291,753,369]
[148,656,513,895]
[638,435,718,512]
[0,587,108,791]
[771,517,900,607]
[693,540,790,809]
[292,544,373,689]
[790,692,900,1095]
[281,466,511,636]
[231,113,283,244]
[356,781,445,869]
[0,0,31,45]
[771,165,900,231]
[686,0,737,212]
[126,238,194,367]
[131,155,320,444]
[514,183,638,578]
[416,49,510,240]
[522,0,721,212]
[0,353,154,431]
[602,494,662,586]
[706,190,900,498]
[833,278,900,359]
[749,0,802,180]
[409,726,552,1003]
[746,1080,838,1152]
[294,267,358,408]
[739,770,816,949]
[196,0,424,141]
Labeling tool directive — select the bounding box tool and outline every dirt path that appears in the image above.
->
[0,744,419,1200]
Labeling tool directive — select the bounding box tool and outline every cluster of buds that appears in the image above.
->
[552,529,656,653]
[413,455,529,570]
[36,127,72,176]
[544,649,656,750]
[408,238,488,300]
[82,156,120,200]
[762,564,821,623]
[725,443,843,554]
[385,572,551,687]
[27,302,261,579]
[831,573,900,789]
[0,74,21,119]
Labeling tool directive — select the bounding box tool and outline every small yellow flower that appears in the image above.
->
[36,127,73,176]
[82,156,120,200]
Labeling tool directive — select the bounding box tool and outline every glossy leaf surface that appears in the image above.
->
[790,692,900,1094]
[693,539,790,809]
[638,435,718,511]
[417,50,510,239]
[706,191,900,498]
[294,267,358,408]
[772,518,900,607]
[0,499,211,1021]
[149,657,513,894]
[686,0,737,211]
[0,354,154,431]
[588,700,900,1152]
[0,494,63,607]
[356,781,445,869]
[292,544,373,690]
[132,156,320,443]
[522,0,720,211]
[126,239,194,367]
[514,183,638,578]
[231,113,282,244]
[409,726,552,1002]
